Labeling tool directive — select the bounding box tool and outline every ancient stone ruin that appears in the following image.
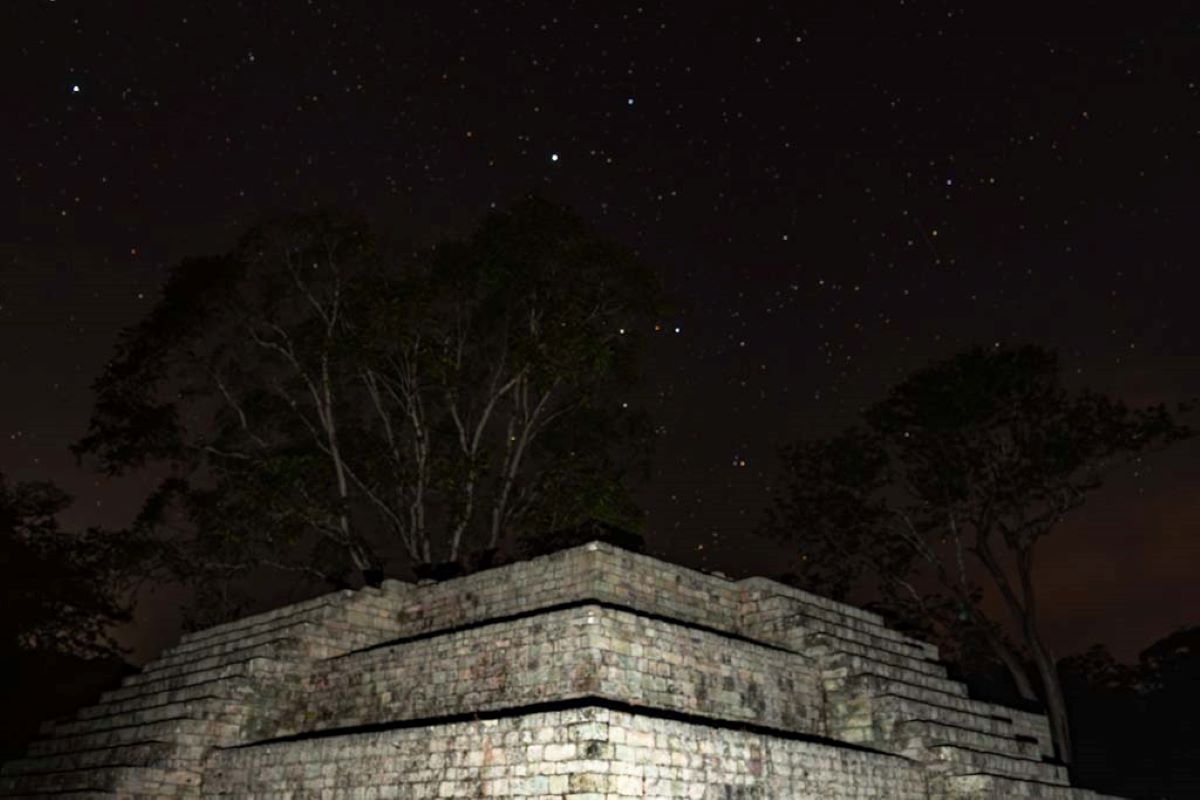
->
[1,541,1119,798]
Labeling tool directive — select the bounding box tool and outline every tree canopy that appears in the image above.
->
[1059,629,1200,797]
[76,197,659,619]
[0,473,141,659]
[764,344,1193,763]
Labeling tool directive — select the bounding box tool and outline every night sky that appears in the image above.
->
[4,2,1198,665]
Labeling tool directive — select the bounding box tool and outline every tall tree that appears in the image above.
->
[76,197,657,614]
[763,344,1192,764]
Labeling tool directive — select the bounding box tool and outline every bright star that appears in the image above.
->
[71,84,80,93]
[550,153,559,162]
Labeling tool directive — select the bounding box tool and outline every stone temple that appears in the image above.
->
[0,541,1118,798]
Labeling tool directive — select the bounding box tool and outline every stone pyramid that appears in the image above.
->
[0,541,1121,798]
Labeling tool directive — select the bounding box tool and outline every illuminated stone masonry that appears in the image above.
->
[1,541,1121,798]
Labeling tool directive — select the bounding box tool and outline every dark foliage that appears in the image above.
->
[0,473,146,659]
[1061,631,1200,799]
[0,650,135,764]
[74,197,659,622]
[763,344,1193,763]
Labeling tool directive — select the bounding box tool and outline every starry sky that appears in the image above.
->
[4,2,1199,665]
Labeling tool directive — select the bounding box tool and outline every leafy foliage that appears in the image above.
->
[764,344,1193,761]
[1060,632,1200,797]
[0,473,144,659]
[76,197,659,614]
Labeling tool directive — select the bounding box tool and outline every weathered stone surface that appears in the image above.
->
[206,708,928,799]
[0,541,1117,798]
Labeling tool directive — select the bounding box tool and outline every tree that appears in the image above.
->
[0,473,147,760]
[763,344,1192,764]
[1137,626,1200,792]
[1059,632,1200,798]
[0,472,142,659]
[75,197,657,615]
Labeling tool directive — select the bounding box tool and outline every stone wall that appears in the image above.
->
[374,544,747,640]
[1,541,1101,798]
[205,707,927,799]
[165,542,926,670]
[259,604,822,741]
[262,605,598,739]
[589,606,821,733]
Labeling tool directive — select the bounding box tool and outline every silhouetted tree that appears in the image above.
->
[1061,632,1200,798]
[0,473,142,659]
[76,198,657,616]
[763,344,1193,764]
[0,473,147,761]
[1138,627,1200,796]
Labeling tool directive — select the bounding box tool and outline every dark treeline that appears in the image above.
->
[959,631,1200,797]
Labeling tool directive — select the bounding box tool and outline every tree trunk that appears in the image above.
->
[1026,625,1073,764]
[986,633,1039,703]
[1011,546,1073,764]
[975,541,1074,763]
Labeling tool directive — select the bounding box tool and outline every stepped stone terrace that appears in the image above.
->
[0,541,1121,798]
